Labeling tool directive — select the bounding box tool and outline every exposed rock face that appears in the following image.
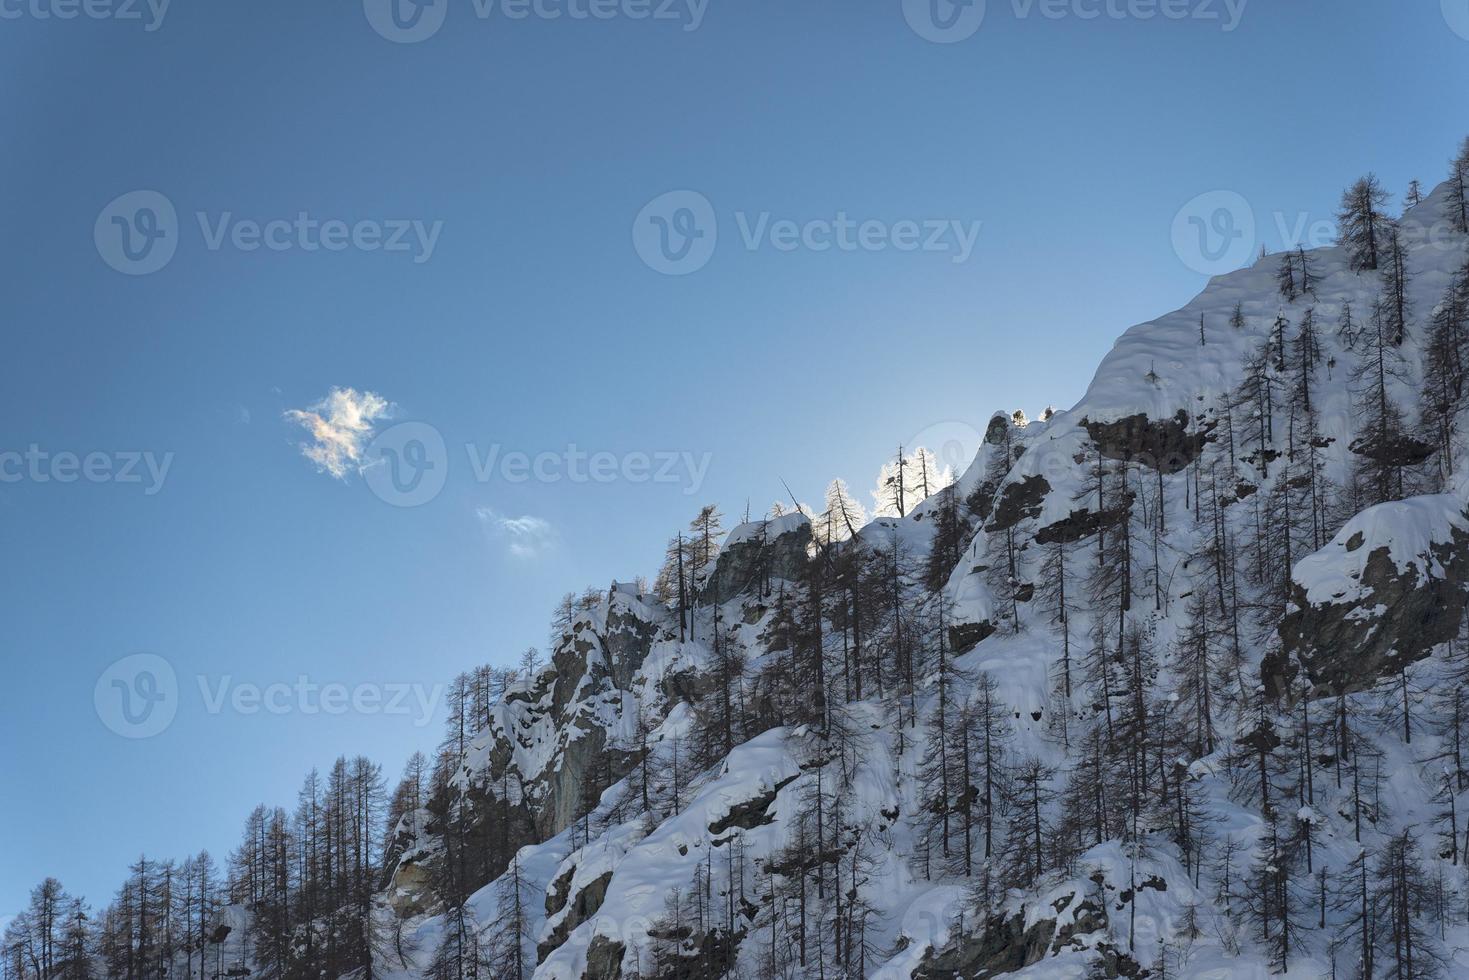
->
[703,514,812,601]
[540,720,616,838]
[707,774,797,837]
[584,935,626,980]
[600,593,663,691]
[913,895,1122,980]
[988,474,1051,532]
[1272,496,1469,697]
[913,911,1058,978]
[1083,410,1207,474]
[387,588,674,919]
[1350,432,1439,468]
[985,412,1014,446]
[538,871,614,962]
[949,620,996,655]
[386,861,435,918]
[1035,502,1130,545]
[913,881,1137,979]
[551,590,658,716]
[636,928,741,979]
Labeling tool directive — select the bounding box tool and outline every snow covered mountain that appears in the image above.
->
[11,144,1469,980]
[371,158,1469,979]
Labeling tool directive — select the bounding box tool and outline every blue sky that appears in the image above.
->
[2,0,1467,917]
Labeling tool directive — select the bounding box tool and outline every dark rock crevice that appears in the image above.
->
[1083,410,1208,474]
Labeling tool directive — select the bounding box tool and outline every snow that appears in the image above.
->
[1294,493,1469,606]
[722,511,810,547]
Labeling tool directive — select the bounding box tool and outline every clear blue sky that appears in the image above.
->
[2,0,1466,917]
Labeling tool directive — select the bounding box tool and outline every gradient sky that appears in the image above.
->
[2,0,1467,919]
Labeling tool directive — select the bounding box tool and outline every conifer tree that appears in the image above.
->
[1381,222,1413,346]
[1297,245,1317,297]
[549,592,576,648]
[1371,831,1444,979]
[688,504,724,584]
[1036,537,1076,700]
[1330,848,1376,980]
[923,485,970,594]
[1406,178,1425,209]
[485,854,535,980]
[1448,136,1469,234]
[917,601,974,870]
[1004,757,1057,887]
[1349,300,1420,506]
[1275,251,1297,301]
[1338,173,1392,271]
[1420,266,1469,487]
[1173,592,1220,758]
[872,446,908,518]
[815,478,867,548]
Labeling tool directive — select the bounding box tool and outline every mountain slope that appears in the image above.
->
[16,150,1469,980]
[376,167,1469,980]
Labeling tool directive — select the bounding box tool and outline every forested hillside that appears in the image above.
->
[9,139,1469,980]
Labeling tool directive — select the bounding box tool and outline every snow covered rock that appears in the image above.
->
[701,512,811,601]
[1272,493,1469,696]
[1082,409,1208,474]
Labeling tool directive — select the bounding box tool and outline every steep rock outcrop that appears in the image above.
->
[388,588,673,913]
[702,513,812,601]
[1271,494,1469,697]
[988,474,1051,532]
[913,911,1058,978]
[538,871,614,962]
[1083,410,1207,474]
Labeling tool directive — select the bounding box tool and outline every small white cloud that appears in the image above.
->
[284,387,392,480]
[235,405,252,424]
[476,507,558,559]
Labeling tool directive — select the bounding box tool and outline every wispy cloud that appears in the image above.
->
[283,387,392,479]
[476,507,558,559]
